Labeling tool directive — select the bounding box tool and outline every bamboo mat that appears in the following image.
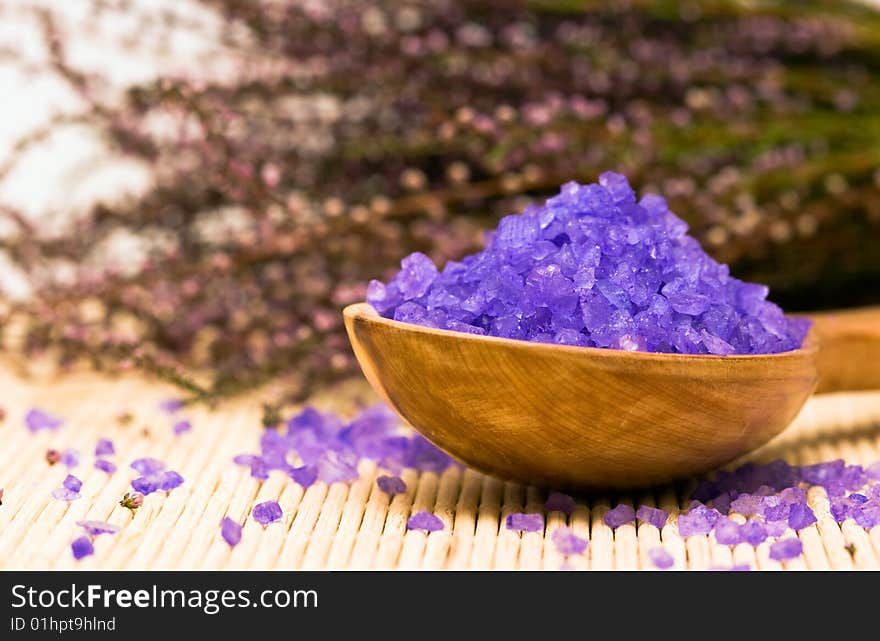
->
[1,367,879,571]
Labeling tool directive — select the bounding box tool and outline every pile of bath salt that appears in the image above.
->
[368,172,809,355]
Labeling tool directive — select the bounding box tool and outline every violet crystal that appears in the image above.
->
[506,512,544,533]
[550,527,588,556]
[407,511,444,532]
[252,500,283,526]
[368,173,809,355]
[221,517,242,547]
[71,536,94,561]
[648,547,674,570]
[604,504,636,529]
[544,491,576,515]
[769,538,803,561]
[376,475,407,495]
[636,505,668,529]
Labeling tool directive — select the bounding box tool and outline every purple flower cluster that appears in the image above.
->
[129,458,184,495]
[233,405,455,488]
[368,173,810,355]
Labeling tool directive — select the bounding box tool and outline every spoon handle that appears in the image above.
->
[809,306,880,393]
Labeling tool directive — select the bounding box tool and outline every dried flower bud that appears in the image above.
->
[46,448,62,465]
[120,492,144,513]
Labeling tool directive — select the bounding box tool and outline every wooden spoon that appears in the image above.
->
[344,303,880,489]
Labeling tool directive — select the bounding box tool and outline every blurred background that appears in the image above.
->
[0,0,878,406]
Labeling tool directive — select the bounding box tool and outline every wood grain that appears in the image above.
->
[344,303,821,488]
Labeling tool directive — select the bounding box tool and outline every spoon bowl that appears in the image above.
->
[344,302,829,489]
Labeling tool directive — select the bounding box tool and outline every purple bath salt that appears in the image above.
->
[25,408,64,433]
[94,459,117,474]
[172,420,192,436]
[158,470,184,491]
[866,461,880,481]
[636,505,668,529]
[677,504,719,538]
[787,502,817,530]
[550,528,588,556]
[252,500,283,526]
[769,538,803,561]
[376,475,407,495]
[71,536,94,561]
[131,477,160,495]
[60,449,79,468]
[130,458,165,476]
[648,547,674,569]
[603,504,636,529]
[77,520,120,537]
[851,500,880,528]
[506,512,544,533]
[63,474,82,493]
[544,491,576,515]
[368,173,809,355]
[713,517,742,545]
[289,465,318,488]
[220,517,242,547]
[407,511,444,532]
[51,488,80,502]
[740,520,767,546]
[94,438,115,457]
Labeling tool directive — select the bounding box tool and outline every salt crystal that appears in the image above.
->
[769,538,803,561]
[603,504,636,529]
[551,527,588,556]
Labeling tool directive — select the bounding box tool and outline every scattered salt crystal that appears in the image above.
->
[636,505,668,529]
[550,527,588,556]
[506,512,544,533]
[376,475,407,495]
[71,536,94,561]
[769,538,803,561]
[220,517,242,547]
[648,547,674,569]
[252,500,283,526]
[603,504,636,529]
[407,511,444,532]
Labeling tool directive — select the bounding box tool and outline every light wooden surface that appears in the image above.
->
[0,367,879,570]
[346,302,831,488]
